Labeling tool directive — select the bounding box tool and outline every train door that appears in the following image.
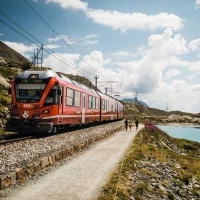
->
[82,93,85,123]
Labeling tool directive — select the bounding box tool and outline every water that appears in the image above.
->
[157,124,200,143]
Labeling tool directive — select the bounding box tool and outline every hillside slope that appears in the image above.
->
[0,41,29,64]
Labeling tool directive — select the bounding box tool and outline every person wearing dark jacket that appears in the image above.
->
[124,119,128,131]
[135,120,139,131]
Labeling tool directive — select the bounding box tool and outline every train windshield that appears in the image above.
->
[15,83,46,102]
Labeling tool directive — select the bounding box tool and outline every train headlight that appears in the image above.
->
[42,110,49,114]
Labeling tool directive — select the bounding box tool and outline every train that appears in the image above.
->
[5,69,124,133]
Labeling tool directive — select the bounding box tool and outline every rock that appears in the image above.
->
[40,157,49,169]
[0,74,9,88]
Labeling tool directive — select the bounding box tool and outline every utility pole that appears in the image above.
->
[31,45,43,68]
[134,91,140,103]
[97,81,118,94]
[94,75,99,91]
[41,45,43,69]
[104,87,108,94]
[165,104,169,112]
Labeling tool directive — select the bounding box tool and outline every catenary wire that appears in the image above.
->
[22,0,112,82]
[0,16,95,82]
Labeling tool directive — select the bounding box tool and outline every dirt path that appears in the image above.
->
[3,125,143,200]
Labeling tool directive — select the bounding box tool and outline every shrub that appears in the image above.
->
[21,61,31,71]
[145,121,158,132]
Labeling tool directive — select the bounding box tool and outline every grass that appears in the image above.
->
[98,121,200,200]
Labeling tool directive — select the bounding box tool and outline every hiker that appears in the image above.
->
[124,119,128,131]
[128,120,133,131]
[135,120,139,131]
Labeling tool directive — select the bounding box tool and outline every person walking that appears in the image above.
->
[124,119,128,131]
[135,119,139,131]
[128,120,133,131]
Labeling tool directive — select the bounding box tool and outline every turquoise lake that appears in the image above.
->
[157,125,200,143]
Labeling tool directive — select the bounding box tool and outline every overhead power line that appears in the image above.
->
[0,14,94,81]
[22,0,111,82]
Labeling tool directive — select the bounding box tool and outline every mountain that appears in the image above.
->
[122,97,149,107]
[0,41,29,64]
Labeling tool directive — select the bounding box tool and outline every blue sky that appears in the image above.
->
[1,0,200,113]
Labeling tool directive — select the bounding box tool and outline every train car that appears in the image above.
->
[5,69,124,133]
[96,92,124,122]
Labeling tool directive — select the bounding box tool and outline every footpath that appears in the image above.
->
[2,125,144,200]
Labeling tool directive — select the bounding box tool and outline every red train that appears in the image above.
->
[5,69,124,133]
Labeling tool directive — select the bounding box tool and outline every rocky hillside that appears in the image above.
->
[0,42,28,130]
[0,41,29,64]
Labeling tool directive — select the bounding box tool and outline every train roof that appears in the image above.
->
[17,69,59,79]
[17,69,97,94]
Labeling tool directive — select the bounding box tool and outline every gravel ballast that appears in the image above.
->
[1,122,142,200]
[0,121,124,189]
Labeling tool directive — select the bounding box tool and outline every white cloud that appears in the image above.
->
[81,40,98,45]
[86,9,184,32]
[44,44,60,50]
[43,53,80,73]
[167,58,200,73]
[47,35,76,44]
[164,69,181,80]
[112,51,136,57]
[114,28,189,101]
[78,51,116,86]
[3,41,36,59]
[148,28,188,59]
[85,34,98,39]
[188,61,200,73]
[79,34,98,45]
[45,0,88,11]
[195,0,200,9]
[188,38,200,51]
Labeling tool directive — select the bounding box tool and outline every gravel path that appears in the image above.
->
[2,125,143,200]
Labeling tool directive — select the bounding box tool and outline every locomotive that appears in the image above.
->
[5,69,124,133]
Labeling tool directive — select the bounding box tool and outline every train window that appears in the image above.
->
[88,95,92,108]
[74,90,80,107]
[44,87,57,105]
[16,83,45,102]
[95,97,99,109]
[66,88,80,107]
[107,101,109,111]
[102,99,105,110]
[92,96,96,109]
[82,93,85,108]
[66,88,73,106]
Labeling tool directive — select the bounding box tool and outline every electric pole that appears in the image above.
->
[94,75,99,91]
[165,104,169,112]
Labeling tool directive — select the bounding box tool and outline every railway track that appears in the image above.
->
[0,134,34,145]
